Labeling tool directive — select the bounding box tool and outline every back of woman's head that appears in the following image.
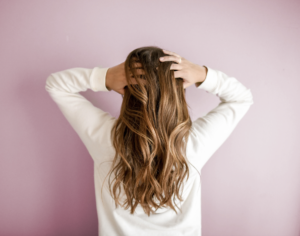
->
[103,46,193,216]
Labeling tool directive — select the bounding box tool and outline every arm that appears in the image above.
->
[191,66,254,171]
[45,66,116,162]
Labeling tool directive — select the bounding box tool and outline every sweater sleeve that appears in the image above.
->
[191,66,254,171]
[45,67,116,162]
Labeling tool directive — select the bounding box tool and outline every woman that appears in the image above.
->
[45,46,254,236]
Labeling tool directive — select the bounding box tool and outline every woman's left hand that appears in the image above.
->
[105,61,144,95]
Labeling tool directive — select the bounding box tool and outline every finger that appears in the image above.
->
[130,58,143,67]
[169,63,182,71]
[128,64,145,77]
[127,61,143,69]
[131,62,143,68]
[160,55,181,64]
[173,70,185,79]
[162,49,181,58]
[131,68,145,75]
[183,81,192,89]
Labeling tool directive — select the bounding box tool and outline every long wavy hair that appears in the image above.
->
[102,46,194,216]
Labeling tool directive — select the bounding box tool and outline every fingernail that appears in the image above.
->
[160,57,164,61]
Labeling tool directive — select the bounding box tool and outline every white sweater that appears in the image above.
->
[45,65,254,236]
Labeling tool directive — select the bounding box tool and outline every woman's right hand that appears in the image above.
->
[159,49,208,89]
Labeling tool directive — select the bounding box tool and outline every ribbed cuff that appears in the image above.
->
[196,66,218,93]
[90,67,110,92]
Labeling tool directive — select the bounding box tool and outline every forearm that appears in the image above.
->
[105,68,112,91]
[195,65,208,87]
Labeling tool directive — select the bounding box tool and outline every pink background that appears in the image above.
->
[1,0,299,235]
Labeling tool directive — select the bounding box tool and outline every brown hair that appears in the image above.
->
[102,46,194,216]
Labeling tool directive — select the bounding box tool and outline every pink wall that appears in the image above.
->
[1,0,299,235]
